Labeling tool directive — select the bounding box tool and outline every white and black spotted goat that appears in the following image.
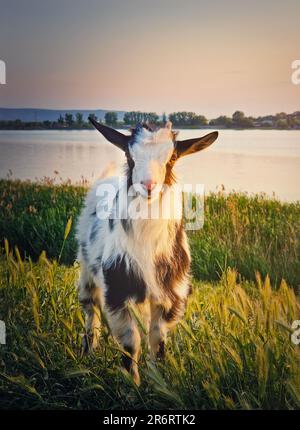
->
[76,118,218,384]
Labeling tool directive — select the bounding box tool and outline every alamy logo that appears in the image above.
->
[0,60,6,84]
[291,320,300,345]
[95,178,205,230]
[0,320,6,345]
[291,60,300,85]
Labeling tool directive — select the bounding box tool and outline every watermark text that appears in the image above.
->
[0,60,6,85]
[0,320,6,345]
[291,60,300,85]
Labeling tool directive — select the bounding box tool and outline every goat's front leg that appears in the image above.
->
[107,307,141,385]
[78,267,102,353]
[150,288,190,359]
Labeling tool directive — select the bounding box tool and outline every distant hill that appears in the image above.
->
[0,108,125,122]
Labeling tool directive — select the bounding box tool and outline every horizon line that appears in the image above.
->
[1,106,300,121]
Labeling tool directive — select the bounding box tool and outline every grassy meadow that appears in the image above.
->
[0,178,299,409]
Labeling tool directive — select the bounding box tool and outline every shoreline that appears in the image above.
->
[1,126,300,131]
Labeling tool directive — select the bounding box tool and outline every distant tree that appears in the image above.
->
[123,111,159,126]
[65,113,74,128]
[76,112,83,127]
[146,112,159,125]
[210,116,232,128]
[57,114,64,126]
[3,109,300,131]
[276,118,288,129]
[276,112,287,120]
[162,112,167,125]
[14,119,22,129]
[194,115,208,126]
[168,111,207,126]
[290,117,300,128]
[168,112,178,125]
[123,112,131,125]
[232,111,254,128]
[232,111,245,124]
[105,111,118,126]
[43,120,51,128]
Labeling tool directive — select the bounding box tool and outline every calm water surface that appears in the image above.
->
[0,129,299,201]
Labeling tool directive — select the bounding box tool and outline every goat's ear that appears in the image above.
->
[88,116,130,151]
[176,131,218,158]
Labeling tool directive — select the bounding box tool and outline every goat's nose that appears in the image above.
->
[141,180,157,192]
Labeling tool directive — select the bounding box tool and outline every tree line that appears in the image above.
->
[0,110,300,130]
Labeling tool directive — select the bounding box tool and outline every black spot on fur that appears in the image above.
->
[109,218,116,231]
[89,217,100,243]
[81,241,88,263]
[108,190,120,232]
[124,152,134,190]
[156,221,190,287]
[121,218,132,234]
[155,221,190,323]
[103,256,146,312]
[90,264,98,276]
[89,255,102,276]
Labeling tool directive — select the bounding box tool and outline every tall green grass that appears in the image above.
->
[0,179,299,287]
[0,178,299,409]
[0,246,299,409]
[0,178,85,264]
[190,192,300,287]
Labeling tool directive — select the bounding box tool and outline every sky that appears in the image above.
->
[0,0,299,118]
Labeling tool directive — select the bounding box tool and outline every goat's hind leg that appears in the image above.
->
[78,267,102,353]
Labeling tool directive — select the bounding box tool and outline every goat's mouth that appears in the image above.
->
[141,190,157,201]
[132,183,162,201]
[140,185,162,201]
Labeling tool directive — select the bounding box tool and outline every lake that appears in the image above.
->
[0,129,299,201]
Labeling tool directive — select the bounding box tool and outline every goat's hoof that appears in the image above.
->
[122,354,141,386]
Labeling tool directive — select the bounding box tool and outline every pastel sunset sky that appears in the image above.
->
[0,0,299,117]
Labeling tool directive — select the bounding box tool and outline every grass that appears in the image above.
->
[190,192,300,287]
[0,178,299,409]
[0,178,86,265]
[0,247,299,409]
[0,178,299,287]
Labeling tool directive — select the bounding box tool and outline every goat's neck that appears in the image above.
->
[126,186,182,252]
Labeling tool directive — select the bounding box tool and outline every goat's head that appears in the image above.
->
[89,116,218,200]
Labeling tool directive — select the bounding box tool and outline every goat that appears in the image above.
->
[76,118,218,384]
